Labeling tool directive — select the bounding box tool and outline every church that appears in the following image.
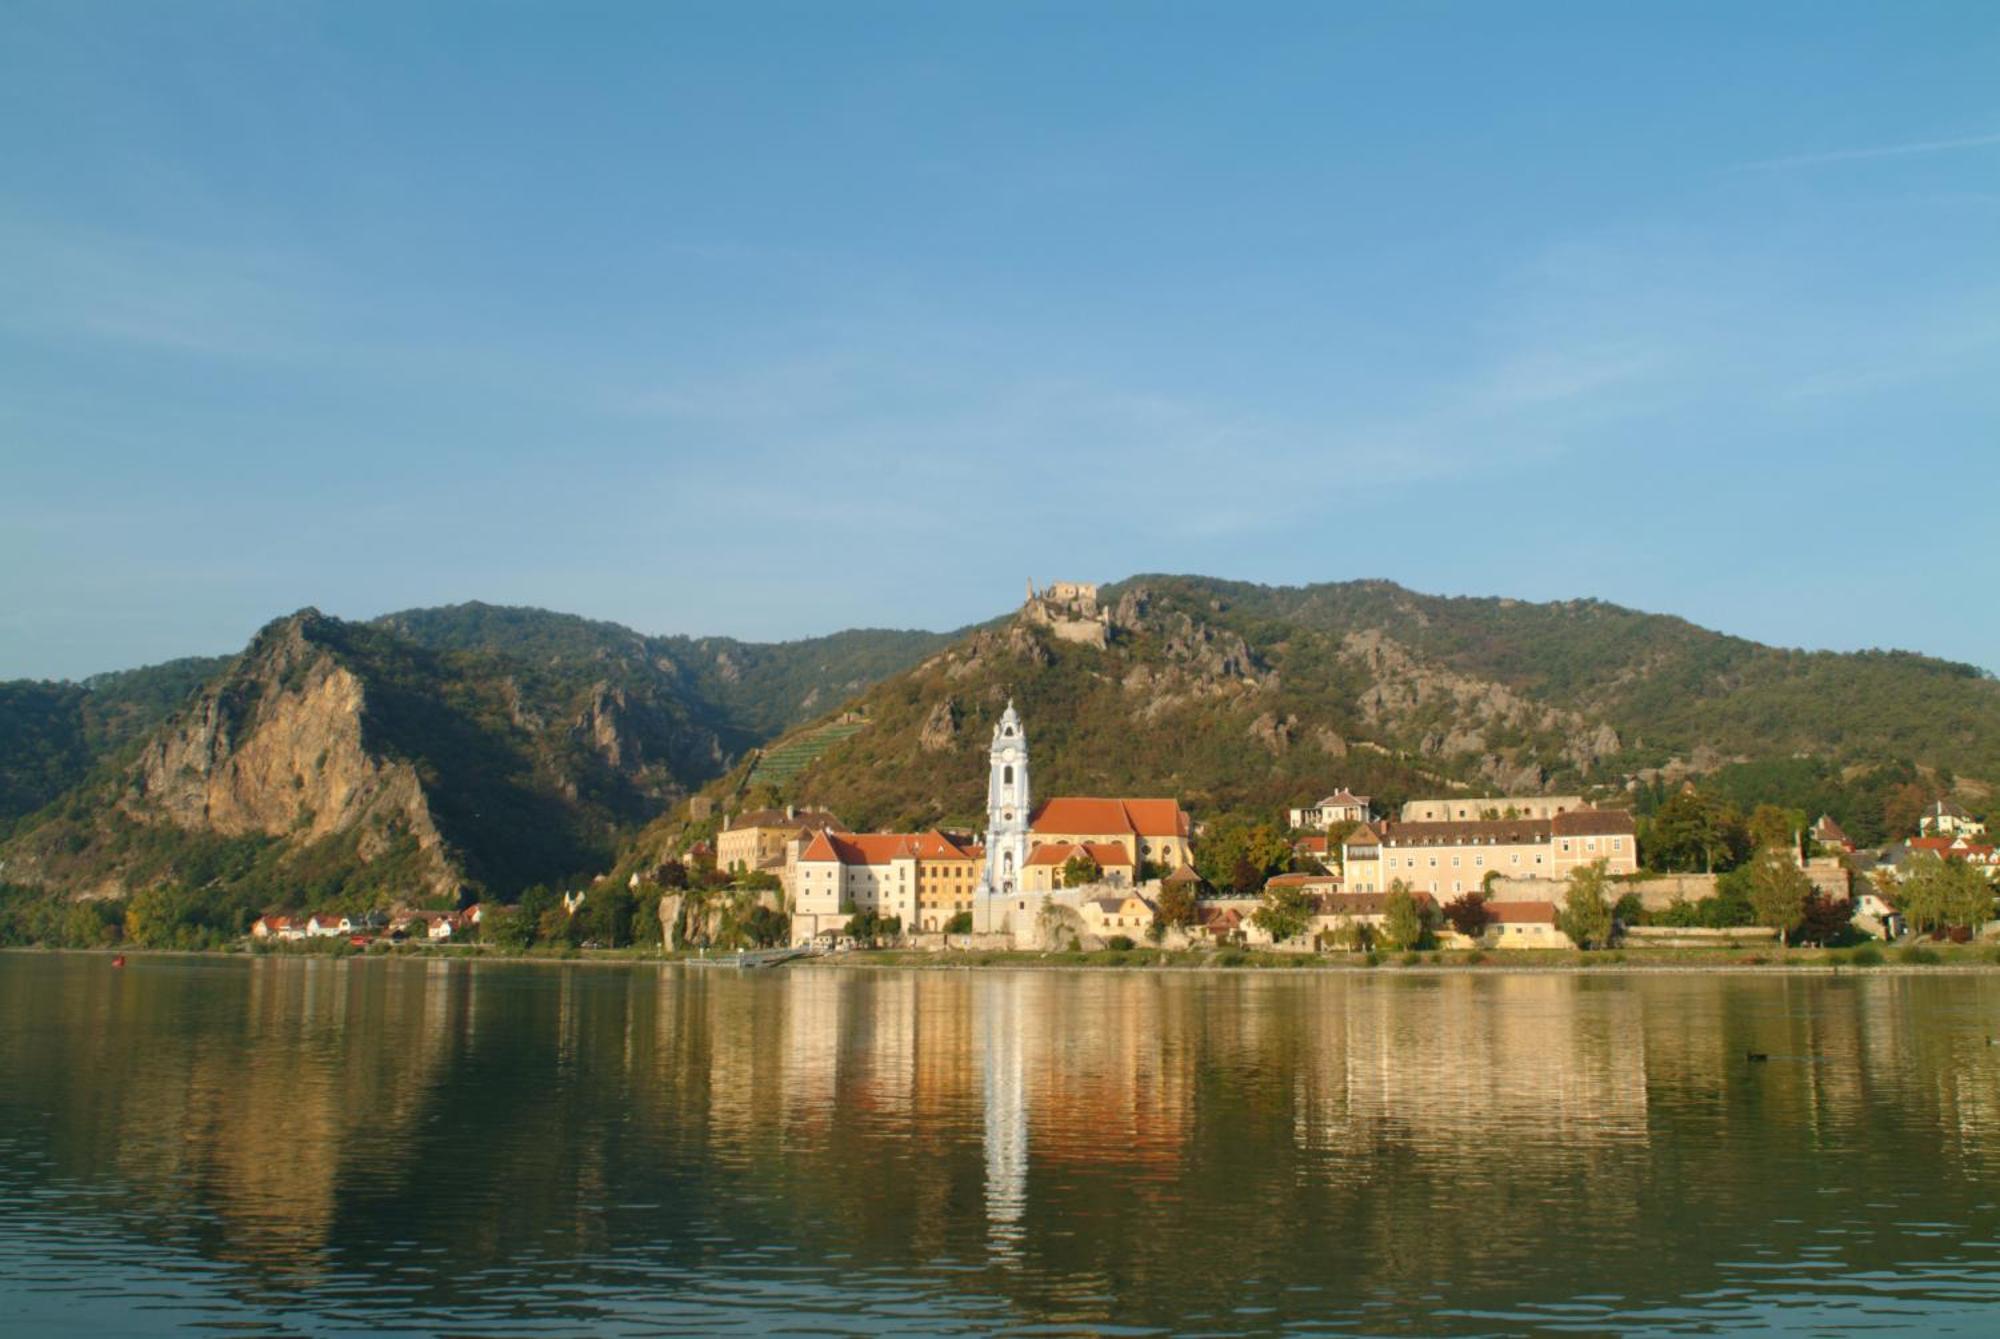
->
[971,701,1193,935]
[787,699,1193,943]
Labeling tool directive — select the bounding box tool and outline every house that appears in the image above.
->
[1080,893,1157,939]
[1306,890,1435,947]
[1024,840,1136,893]
[1029,797,1195,873]
[1811,814,1856,854]
[251,915,304,941]
[716,805,846,883]
[1287,790,1373,831]
[424,915,455,941]
[1853,882,1904,940]
[1919,798,1984,838]
[792,829,985,941]
[1483,901,1571,949]
[305,913,351,938]
[1342,808,1639,897]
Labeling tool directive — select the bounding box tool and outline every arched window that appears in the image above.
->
[1003,851,1014,874]
[1003,764,1014,786]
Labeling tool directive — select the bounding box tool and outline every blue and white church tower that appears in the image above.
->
[973,700,1032,930]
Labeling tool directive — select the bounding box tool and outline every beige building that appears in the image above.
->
[1023,840,1136,893]
[791,829,984,941]
[1029,797,1194,873]
[1484,901,1573,949]
[1399,795,1586,823]
[1342,808,1638,898]
[1079,893,1157,939]
[717,806,844,885]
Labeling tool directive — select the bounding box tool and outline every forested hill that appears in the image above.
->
[741,576,1997,846]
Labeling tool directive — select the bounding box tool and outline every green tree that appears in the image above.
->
[1381,882,1430,951]
[1897,853,1994,935]
[1252,880,1314,943]
[1557,860,1615,949]
[1643,790,1750,873]
[1747,849,1811,944]
[484,905,535,952]
[1062,853,1102,888]
[1155,880,1199,931]
[1746,804,1803,854]
[943,910,972,934]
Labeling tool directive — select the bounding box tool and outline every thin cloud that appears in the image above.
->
[1741,130,2000,170]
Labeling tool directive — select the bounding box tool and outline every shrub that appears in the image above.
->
[1399,952,1422,967]
[1362,950,1381,968]
[1106,935,1135,952]
[1214,948,1247,967]
[1822,950,1848,967]
[1849,943,1885,967]
[1898,945,1942,966]
[1464,951,1487,966]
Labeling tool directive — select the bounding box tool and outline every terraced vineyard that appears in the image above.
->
[747,717,868,788]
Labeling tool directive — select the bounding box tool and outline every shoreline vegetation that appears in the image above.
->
[13,942,2000,974]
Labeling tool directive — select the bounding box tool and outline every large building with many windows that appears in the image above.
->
[1341,808,1637,898]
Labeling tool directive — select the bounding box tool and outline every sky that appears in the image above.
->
[3,1,1996,681]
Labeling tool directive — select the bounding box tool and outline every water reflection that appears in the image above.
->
[2,955,2000,1333]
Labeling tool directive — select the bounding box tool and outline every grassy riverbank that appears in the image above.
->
[19,940,2000,973]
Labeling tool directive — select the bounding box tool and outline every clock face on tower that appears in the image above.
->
[1003,810,1014,822]
[1002,748,1017,763]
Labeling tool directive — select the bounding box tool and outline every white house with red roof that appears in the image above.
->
[1287,789,1372,830]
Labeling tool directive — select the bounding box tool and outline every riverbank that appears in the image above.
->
[15,941,2000,973]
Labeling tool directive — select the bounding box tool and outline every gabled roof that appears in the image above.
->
[1293,835,1330,853]
[1925,798,1972,819]
[1314,789,1370,808]
[725,807,844,832]
[798,829,975,866]
[1812,814,1853,844]
[1550,808,1636,837]
[1031,797,1190,839]
[1266,872,1339,889]
[1025,841,1134,868]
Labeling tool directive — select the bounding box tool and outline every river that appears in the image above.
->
[2,953,1998,1334]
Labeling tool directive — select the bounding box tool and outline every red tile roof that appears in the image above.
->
[1031,797,1190,839]
[1549,808,1637,837]
[798,829,976,867]
[1025,841,1133,868]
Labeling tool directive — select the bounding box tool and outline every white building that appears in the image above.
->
[973,702,1038,934]
[1288,789,1372,830]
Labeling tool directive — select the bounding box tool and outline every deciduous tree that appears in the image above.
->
[1557,861,1614,949]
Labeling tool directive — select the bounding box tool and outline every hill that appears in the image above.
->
[0,605,951,925]
[740,576,1998,847]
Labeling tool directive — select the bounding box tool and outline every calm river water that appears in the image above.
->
[3,954,1999,1335]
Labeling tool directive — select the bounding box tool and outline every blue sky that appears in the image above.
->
[3,1,1996,680]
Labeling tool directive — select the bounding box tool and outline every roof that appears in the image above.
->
[1813,814,1852,843]
[1031,797,1190,839]
[1293,835,1330,853]
[1025,841,1134,868]
[1313,789,1370,808]
[799,829,976,866]
[1485,901,1559,925]
[1549,809,1637,837]
[1160,865,1206,887]
[1087,894,1153,913]
[1315,891,1438,916]
[724,807,843,832]
[1926,798,1972,819]
[1266,872,1340,889]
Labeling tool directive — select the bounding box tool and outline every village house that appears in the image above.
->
[1291,833,1334,867]
[305,913,351,938]
[1811,814,1856,854]
[1342,808,1638,897]
[1918,798,1985,838]
[1287,789,1373,830]
[251,915,304,941]
[1483,901,1572,949]
[1079,892,1157,939]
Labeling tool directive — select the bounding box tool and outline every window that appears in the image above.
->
[1612,838,1623,851]
[1003,765,1014,785]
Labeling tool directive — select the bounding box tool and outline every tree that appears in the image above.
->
[1252,880,1315,943]
[1557,861,1614,949]
[1441,891,1489,941]
[484,905,535,952]
[1155,880,1199,931]
[1747,804,1803,854]
[1643,789,1749,873]
[943,910,972,934]
[1882,781,1939,840]
[1897,853,1994,935]
[1062,854,1102,889]
[1797,892,1854,946]
[1747,849,1811,943]
[1230,854,1262,896]
[657,860,690,891]
[1381,883,1430,951]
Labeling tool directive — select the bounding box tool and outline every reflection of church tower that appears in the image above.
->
[980,975,1028,1258]
[981,701,1031,897]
